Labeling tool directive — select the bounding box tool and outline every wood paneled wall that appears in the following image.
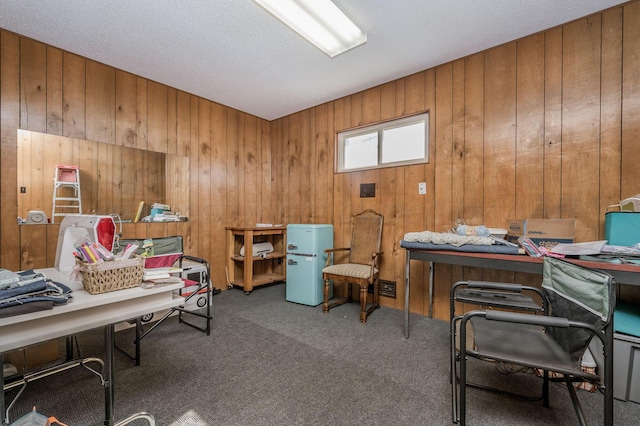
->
[271,2,640,319]
[0,30,275,289]
[2,2,640,317]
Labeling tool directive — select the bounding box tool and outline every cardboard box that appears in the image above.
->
[3,340,59,374]
[507,219,575,249]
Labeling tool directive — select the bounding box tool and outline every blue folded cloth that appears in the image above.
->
[0,269,73,315]
[614,301,640,338]
[0,268,20,290]
[400,240,521,255]
[0,278,48,300]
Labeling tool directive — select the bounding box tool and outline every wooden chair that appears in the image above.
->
[322,209,383,323]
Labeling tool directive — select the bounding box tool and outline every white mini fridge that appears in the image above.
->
[286,224,333,306]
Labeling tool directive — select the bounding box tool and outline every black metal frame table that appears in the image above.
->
[403,249,640,338]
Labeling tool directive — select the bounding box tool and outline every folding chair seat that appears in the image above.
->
[451,256,615,426]
[450,280,545,416]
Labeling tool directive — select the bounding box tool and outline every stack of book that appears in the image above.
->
[143,266,182,282]
[150,202,171,217]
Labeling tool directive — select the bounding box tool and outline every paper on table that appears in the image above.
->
[550,240,607,255]
[601,245,640,256]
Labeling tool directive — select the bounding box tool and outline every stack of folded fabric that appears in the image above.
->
[401,230,521,254]
[0,269,73,318]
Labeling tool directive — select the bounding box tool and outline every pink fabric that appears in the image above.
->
[143,253,182,269]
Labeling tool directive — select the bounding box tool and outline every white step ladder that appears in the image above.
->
[52,164,82,223]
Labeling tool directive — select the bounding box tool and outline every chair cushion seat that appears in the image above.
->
[470,316,597,381]
[323,263,378,279]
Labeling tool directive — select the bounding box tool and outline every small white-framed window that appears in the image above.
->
[336,113,429,173]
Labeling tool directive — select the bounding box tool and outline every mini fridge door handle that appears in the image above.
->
[287,243,297,250]
[288,259,298,265]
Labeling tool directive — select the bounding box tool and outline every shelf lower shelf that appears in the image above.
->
[230,252,285,262]
[231,273,286,288]
[226,226,287,294]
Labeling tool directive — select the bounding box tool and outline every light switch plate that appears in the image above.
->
[418,182,427,195]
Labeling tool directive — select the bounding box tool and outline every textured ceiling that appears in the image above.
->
[0,0,629,120]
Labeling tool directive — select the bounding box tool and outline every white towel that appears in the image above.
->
[403,231,493,247]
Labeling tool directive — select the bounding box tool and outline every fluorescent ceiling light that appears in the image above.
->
[253,0,366,57]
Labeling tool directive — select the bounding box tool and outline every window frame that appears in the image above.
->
[335,112,429,173]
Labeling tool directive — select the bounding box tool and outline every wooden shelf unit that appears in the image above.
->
[226,226,286,294]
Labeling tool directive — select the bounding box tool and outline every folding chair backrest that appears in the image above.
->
[542,256,615,362]
[115,235,184,268]
[116,235,184,256]
[348,210,383,265]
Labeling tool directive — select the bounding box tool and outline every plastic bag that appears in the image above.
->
[607,194,640,212]
[10,407,67,426]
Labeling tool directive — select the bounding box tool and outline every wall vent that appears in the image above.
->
[367,280,396,298]
[380,280,396,298]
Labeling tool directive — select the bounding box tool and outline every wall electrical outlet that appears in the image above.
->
[418,182,427,195]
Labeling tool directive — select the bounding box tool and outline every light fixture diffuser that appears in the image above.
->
[253,0,366,57]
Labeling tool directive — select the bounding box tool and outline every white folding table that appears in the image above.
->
[0,268,184,425]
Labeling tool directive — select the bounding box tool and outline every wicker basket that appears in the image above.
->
[77,255,144,295]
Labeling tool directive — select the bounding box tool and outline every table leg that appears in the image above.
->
[428,260,434,318]
[404,251,410,339]
[104,324,115,426]
[105,323,156,426]
[404,252,435,338]
[66,336,74,361]
[1,352,5,426]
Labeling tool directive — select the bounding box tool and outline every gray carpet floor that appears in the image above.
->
[5,283,640,425]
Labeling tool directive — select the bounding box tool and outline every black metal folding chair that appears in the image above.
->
[450,279,546,419]
[451,256,615,425]
[115,236,213,365]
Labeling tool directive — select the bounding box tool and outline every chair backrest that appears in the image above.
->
[348,210,384,265]
[115,235,185,269]
[542,256,615,362]
[115,235,184,256]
